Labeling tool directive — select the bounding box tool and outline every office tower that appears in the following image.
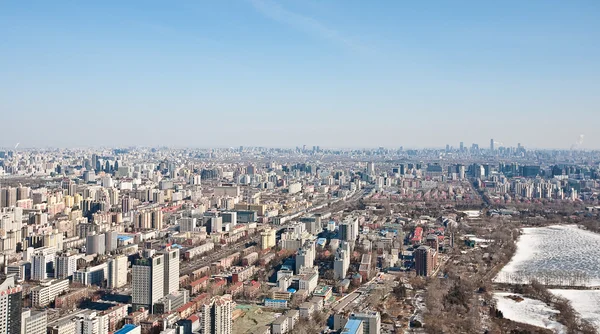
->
[459,142,464,151]
[349,312,381,334]
[107,255,128,289]
[221,212,237,226]
[21,309,46,334]
[92,154,99,172]
[0,275,22,334]
[339,223,351,242]
[132,254,165,313]
[201,295,233,334]
[86,233,106,255]
[490,138,494,152]
[160,247,180,295]
[367,162,375,175]
[415,245,438,277]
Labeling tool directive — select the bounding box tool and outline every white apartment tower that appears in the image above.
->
[107,255,128,289]
[160,247,180,295]
[201,295,233,334]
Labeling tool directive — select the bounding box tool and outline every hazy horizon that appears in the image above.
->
[1,1,599,149]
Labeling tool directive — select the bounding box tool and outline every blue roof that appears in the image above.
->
[265,299,287,303]
[115,324,138,334]
[117,236,133,241]
[287,288,297,293]
[342,319,363,334]
[316,238,327,245]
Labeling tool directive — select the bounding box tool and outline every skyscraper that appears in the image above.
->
[160,247,180,295]
[415,245,438,277]
[366,162,375,175]
[132,254,164,313]
[490,138,495,152]
[201,295,233,334]
[0,275,22,334]
[107,255,128,289]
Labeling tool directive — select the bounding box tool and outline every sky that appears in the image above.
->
[1,0,599,149]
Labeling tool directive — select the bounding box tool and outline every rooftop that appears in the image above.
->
[114,324,139,334]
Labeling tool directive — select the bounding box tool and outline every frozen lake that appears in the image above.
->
[493,292,565,333]
[550,289,600,330]
[495,225,600,286]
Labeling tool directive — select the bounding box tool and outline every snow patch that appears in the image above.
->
[493,292,566,333]
[550,289,600,330]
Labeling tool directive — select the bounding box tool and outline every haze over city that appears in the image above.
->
[1,1,600,149]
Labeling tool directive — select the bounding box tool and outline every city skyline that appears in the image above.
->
[1,1,599,148]
[0,138,590,151]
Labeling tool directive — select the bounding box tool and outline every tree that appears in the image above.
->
[393,283,407,299]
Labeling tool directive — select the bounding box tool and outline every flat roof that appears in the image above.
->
[342,319,363,334]
[115,324,139,334]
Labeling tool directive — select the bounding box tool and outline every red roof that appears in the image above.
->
[176,302,195,313]
[190,277,209,287]
[229,282,243,290]
[193,293,209,303]
[187,315,199,323]
[213,280,226,288]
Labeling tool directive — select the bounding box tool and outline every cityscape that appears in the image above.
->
[2,1,600,334]
[0,141,599,333]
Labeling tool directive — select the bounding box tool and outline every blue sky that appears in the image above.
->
[1,0,599,149]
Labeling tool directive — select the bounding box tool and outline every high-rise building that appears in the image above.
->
[107,255,128,289]
[295,241,315,274]
[490,138,495,152]
[260,229,276,250]
[105,231,118,253]
[32,251,56,281]
[366,162,375,175]
[132,254,164,313]
[201,295,233,334]
[56,253,82,279]
[334,242,351,280]
[160,247,179,296]
[86,233,106,256]
[121,196,131,214]
[414,245,438,277]
[349,311,381,334]
[21,309,46,334]
[0,275,22,334]
[339,217,359,243]
[1,187,17,208]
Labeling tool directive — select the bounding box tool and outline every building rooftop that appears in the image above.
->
[114,324,139,334]
[342,319,363,334]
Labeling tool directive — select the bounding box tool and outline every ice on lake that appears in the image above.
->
[493,292,565,333]
[495,225,600,286]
